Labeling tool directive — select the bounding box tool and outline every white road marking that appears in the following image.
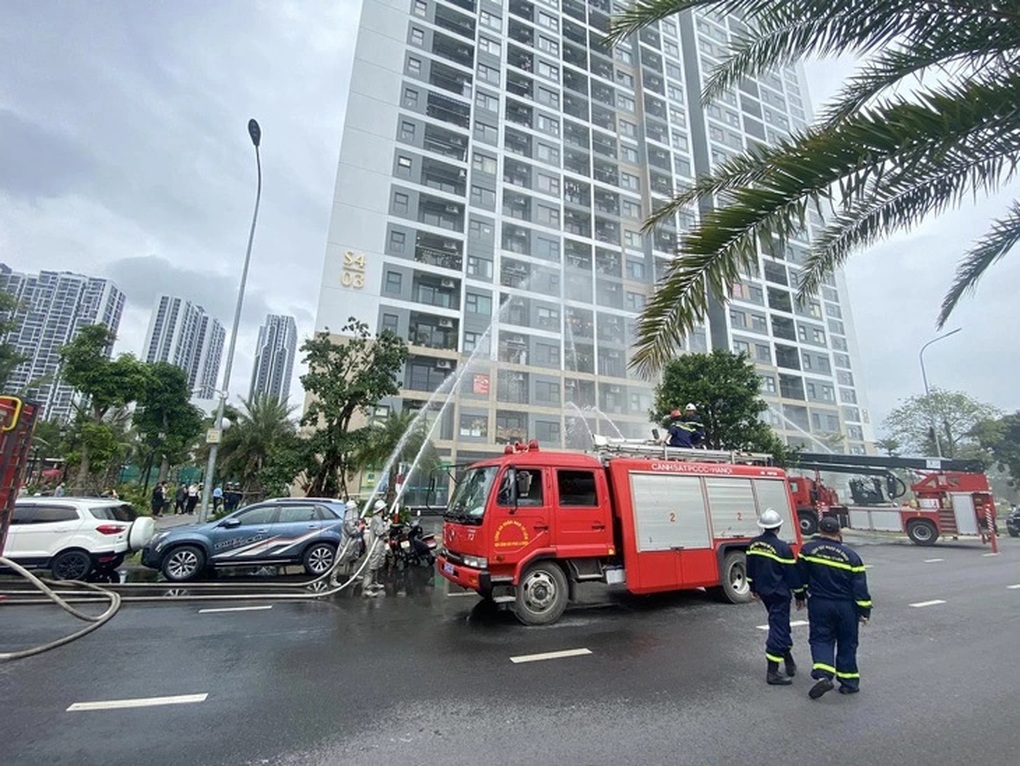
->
[68,693,208,711]
[909,599,946,608]
[923,558,944,563]
[198,605,273,614]
[510,648,592,664]
[1007,584,1020,590]
[446,591,478,598]
[982,553,1000,557]
[757,619,808,631]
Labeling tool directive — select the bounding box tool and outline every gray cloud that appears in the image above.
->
[0,109,96,198]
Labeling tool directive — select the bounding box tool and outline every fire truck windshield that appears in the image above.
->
[446,466,499,523]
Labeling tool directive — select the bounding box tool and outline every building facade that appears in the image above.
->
[249,314,298,404]
[0,264,126,421]
[314,0,874,467]
[143,295,225,400]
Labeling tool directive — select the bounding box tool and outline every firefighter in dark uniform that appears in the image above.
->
[747,508,802,685]
[663,404,706,448]
[796,516,872,699]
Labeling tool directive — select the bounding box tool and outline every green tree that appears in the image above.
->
[874,437,901,457]
[0,292,28,390]
[972,413,1020,487]
[133,362,204,488]
[300,318,409,498]
[883,388,999,458]
[609,1,1020,374]
[217,394,300,501]
[59,325,150,492]
[652,349,792,461]
[353,409,442,505]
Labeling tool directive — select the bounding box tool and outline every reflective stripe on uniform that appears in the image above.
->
[812,662,836,674]
[800,554,866,573]
[747,549,796,565]
[836,670,860,679]
[766,652,785,663]
[856,600,872,608]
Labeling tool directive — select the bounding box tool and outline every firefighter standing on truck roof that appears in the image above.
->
[663,403,706,448]
[747,508,802,686]
[796,516,872,699]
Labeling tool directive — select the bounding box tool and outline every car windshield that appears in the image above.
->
[446,466,499,522]
[88,504,137,522]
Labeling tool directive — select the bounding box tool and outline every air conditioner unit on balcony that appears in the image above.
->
[440,278,457,289]
[513,373,526,381]
[436,360,454,370]
[438,318,454,328]
[510,334,526,344]
[445,204,460,213]
[609,385,622,393]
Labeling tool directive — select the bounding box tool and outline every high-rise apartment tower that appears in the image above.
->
[314,0,874,467]
[249,314,298,404]
[142,295,225,400]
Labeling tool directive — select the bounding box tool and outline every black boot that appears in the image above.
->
[809,677,835,699]
[767,660,792,685]
[783,651,797,677]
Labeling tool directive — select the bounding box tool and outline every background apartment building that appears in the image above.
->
[314,0,874,472]
[143,295,225,400]
[0,264,125,421]
[249,314,298,404]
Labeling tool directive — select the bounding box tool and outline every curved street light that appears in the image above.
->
[199,119,262,523]
[918,327,962,459]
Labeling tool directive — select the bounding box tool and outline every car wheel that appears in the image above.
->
[798,511,818,537]
[50,549,93,581]
[513,561,569,626]
[161,545,206,582]
[302,542,337,576]
[1008,528,1019,538]
[709,550,753,604]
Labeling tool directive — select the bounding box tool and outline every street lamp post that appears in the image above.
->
[919,327,962,459]
[199,119,262,523]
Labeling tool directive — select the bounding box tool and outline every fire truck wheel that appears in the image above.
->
[514,561,569,625]
[710,551,753,604]
[906,519,938,546]
[798,511,818,537]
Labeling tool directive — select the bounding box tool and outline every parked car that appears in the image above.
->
[2,498,155,581]
[1006,505,1020,538]
[141,498,347,582]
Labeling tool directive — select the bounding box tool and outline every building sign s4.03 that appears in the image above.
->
[341,250,366,288]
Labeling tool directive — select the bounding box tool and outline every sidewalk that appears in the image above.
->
[152,513,201,531]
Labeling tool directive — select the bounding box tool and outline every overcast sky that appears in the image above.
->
[1,2,1015,433]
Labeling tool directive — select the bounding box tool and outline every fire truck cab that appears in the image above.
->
[436,437,801,625]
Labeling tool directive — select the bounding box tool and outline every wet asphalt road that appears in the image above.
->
[2,534,1019,766]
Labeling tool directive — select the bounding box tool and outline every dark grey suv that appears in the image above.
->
[141,499,347,581]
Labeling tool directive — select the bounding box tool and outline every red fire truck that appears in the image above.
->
[436,437,801,625]
[1,396,40,554]
[788,452,998,547]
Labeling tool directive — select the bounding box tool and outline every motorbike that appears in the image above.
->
[386,512,437,569]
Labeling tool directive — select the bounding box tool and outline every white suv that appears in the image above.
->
[2,498,156,581]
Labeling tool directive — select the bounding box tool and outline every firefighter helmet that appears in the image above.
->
[685,403,697,412]
[757,508,783,530]
[373,499,387,513]
[345,500,357,511]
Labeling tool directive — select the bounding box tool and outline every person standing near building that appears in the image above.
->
[747,508,802,686]
[796,516,872,699]
[185,482,200,515]
[150,483,165,518]
[174,483,186,514]
[362,500,390,597]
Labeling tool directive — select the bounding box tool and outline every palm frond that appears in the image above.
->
[938,200,1020,326]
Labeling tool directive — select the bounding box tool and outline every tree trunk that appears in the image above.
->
[158,454,170,484]
[73,445,91,495]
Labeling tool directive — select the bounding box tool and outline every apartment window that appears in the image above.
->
[480,11,501,30]
[393,192,409,214]
[537,61,559,81]
[470,186,496,208]
[536,420,561,445]
[469,218,494,240]
[621,146,638,163]
[625,291,646,310]
[536,236,559,260]
[466,292,492,315]
[616,71,634,88]
[467,256,493,278]
[619,119,637,137]
[537,87,559,108]
[618,94,635,111]
[474,120,498,144]
[537,114,560,136]
[403,88,419,108]
[389,230,406,253]
[539,36,559,55]
[459,415,488,438]
[413,0,427,16]
[538,11,558,30]
[755,343,771,363]
[666,62,682,80]
[729,309,747,328]
[537,204,560,227]
[381,313,399,334]
[537,143,560,165]
[537,173,560,195]
[407,57,421,75]
[477,63,500,84]
[760,374,777,393]
[472,152,497,175]
[622,200,641,219]
[733,340,750,355]
[621,172,639,191]
[624,230,643,248]
[410,28,424,46]
[384,271,403,293]
[478,36,501,55]
[536,380,560,404]
[463,331,480,352]
[475,91,498,111]
[396,155,412,177]
[399,121,416,142]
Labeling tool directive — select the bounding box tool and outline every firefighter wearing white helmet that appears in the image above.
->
[664,403,706,448]
[362,499,390,596]
[747,507,803,685]
[336,500,362,573]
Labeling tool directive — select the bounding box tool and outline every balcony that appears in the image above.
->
[503,158,531,189]
[500,259,531,288]
[564,179,590,207]
[595,220,620,246]
[434,5,475,40]
[508,0,534,23]
[426,92,470,128]
[595,190,620,216]
[504,128,532,158]
[564,43,587,70]
[591,105,615,132]
[507,45,534,74]
[417,196,464,232]
[563,92,589,121]
[501,224,530,255]
[412,273,460,309]
[596,248,621,276]
[423,125,467,161]
[589,52,613,80]
[414,233,462,271]
[564,378,596,408]
[592,135,617,159]
[771,316,796,341]
[408,315,458,350]
[508,18,533,46]
[506,70,533,99]
[593,159,618,185]
[502,191,532,221]
[432,33,474,69]
[566,307,594,338]
[564,209,591,237]
[563,69,588,97]
[421,157,466,195]
[565,242,592,270]
[564,149,590,176]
